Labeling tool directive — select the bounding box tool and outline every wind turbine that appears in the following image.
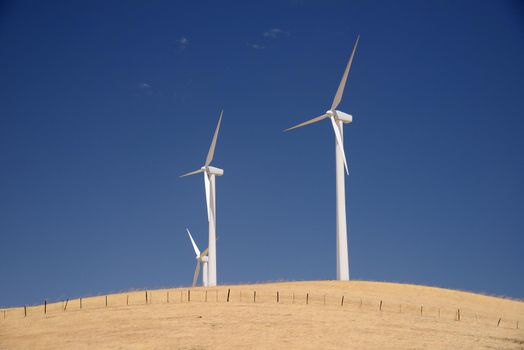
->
[180,110,223,286]
[285,35,360,281]
[186,228,209,287]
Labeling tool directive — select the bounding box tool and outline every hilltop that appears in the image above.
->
[1,280,523,349]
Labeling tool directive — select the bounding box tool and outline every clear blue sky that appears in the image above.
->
[1,0,523,307]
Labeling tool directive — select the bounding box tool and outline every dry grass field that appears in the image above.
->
[1,280,523,349]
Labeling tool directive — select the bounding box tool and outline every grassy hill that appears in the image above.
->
[1,280,523,349]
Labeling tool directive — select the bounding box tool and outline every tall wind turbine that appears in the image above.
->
[186,228,209,287]
[285,35,360,281]
[180,111,223,286]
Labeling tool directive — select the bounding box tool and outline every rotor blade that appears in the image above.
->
[331,35,360,111]
[329,117,349,175]
[205,110,223,166]
[199,247,209,258]
[284,114,329,132]
[186,228,201,257]
[180,168,204,178]
[204,172,214,222]
[192,260,201,287]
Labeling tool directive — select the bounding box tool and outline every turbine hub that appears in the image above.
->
[332,110,353,124]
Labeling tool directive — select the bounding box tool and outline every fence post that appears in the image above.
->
[64,299,69,311]
[254,291,256,303]
[105,296,108,307]
[24,306,27,317]
[341,296,344,306]
[145,291,148,304]
[44,300,47,314]
[227,289,231,302]
[497,318,502,327]
[379,300,382,311]
[420,305,423,316]
[457,309,461,321]
[126,295,129,306]
[306,293,309,305]
[277,291,279,303]
[188,290,191,302]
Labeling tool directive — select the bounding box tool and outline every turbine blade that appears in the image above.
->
[199,247,209,258]
[331,35,360,111]
[180,168,204,178]
[186,228,201,257]
[205,110,223,166]
[330,117,349,175]
[204,172,214,222]
[284,114,329,132]
[192,260,201,287]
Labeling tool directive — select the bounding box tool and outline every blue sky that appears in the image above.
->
[1,0,523,307]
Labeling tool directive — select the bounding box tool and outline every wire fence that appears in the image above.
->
[0,287,521,330]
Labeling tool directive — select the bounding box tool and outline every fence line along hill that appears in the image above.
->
[1,280,523,349]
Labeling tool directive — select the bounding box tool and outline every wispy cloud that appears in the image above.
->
[177,36,189,50]
[263,28,290,39]
[248,43,265,50]
[135,82,153,96]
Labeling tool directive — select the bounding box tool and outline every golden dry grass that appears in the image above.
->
[1,280,523,349]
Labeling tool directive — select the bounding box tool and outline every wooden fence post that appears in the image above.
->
[457,309,461,321]
[306,293,309,305]
[420,305,423,316]
[341,296,344,306]
[44,300,47,314]
[64,299,69,311]
[277,291,279,303]
[126,295,129,306]
[145,291,148,304]
[24,306,27,317]
[497,318,502,327]
[254,291,256,303]
[188,290,191,302]
[105,296,108,307]
[379,300,382,311]
[227,289,231,302]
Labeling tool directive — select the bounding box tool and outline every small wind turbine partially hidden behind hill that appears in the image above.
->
[180,110,223,286]
[186,228,209,287]
[285,35,360,281]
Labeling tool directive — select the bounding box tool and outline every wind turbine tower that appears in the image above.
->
[285,36,360,280]
[181,111,223,286]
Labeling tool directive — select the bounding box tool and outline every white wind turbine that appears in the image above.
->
[285,35,360,281]
[186,228,209,287]
[180,111,223,286]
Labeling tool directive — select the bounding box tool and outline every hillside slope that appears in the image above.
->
[1,281,523,349]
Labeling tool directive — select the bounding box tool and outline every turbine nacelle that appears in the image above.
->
[328,110,353,124]
[203,166,224,176]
